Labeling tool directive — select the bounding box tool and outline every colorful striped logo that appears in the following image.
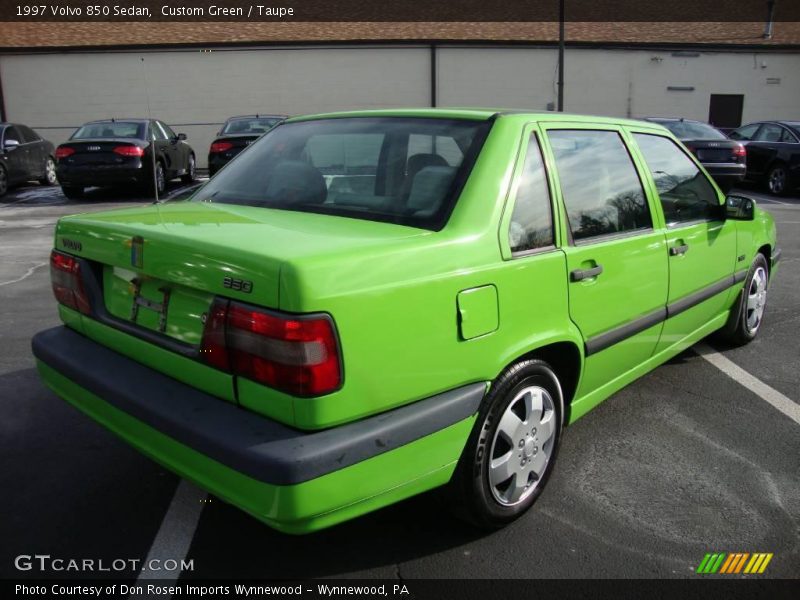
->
[696,552,773,574]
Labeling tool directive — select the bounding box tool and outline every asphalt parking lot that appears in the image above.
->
[1,180,798,581]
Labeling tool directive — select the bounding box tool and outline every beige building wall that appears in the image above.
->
[0,46,431,167]
[1,45,798,168]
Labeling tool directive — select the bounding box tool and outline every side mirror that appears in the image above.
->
[725,194,755,221]
[4,139,20,151]
[177,133,187,141]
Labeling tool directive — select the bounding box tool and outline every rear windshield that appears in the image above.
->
[221,117,283,135]
[658,120,726,140]
[71,122,145,140]
[192,117,490,230]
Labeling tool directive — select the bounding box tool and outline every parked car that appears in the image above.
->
[0,122,57,197]
[208,114,287,176]
[32,110,778,533]
[729,121,800,195]
[644,118,746,191]
[55,119,196,199]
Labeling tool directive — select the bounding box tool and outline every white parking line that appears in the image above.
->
[694,342,800,426]
[0,261,47,287]
[130,480,207,598]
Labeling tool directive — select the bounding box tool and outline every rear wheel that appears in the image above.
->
[765,163,788,196]
[448,359,563,529]
[142,161,167,198]
[716,253,769,346]
[39,157,57,186]
[181,154,196,184]
[0,165,8,197]
[61,185,84,200]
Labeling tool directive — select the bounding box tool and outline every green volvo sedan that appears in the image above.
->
[32,109,779,533]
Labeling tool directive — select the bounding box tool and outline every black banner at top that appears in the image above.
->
[1,0,799,22]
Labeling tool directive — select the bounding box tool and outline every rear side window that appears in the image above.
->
[633,133,720,226]
[754,124,783,142]
[192,117,490,230]
[508,135,553,253]
[548,129,651,242]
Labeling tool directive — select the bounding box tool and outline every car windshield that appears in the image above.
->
[659,120,726,140]
[191,117,490,230]
[221,117,283,135]
[71,122,145,139]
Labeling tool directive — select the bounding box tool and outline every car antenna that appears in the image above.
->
[140,57,161,204]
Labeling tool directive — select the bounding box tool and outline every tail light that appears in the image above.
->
[201,299,342,396]
[733,144,746,162]
[209,141,234,153]
[113,145,144,157]
[55,147,75,160]
[50,250,91,315]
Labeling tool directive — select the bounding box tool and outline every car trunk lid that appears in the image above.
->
[58,139,145,166]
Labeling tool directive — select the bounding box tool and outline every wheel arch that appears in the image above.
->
[499,340,583,424]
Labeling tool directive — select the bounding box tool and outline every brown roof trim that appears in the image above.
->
[2,39,799,54]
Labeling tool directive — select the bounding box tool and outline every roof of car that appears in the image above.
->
[287,108,660,129]
[82,118,151,124]
[226,115,287,120]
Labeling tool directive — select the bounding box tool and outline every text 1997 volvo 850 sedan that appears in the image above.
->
[32,109,779,533]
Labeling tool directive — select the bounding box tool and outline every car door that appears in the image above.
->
[18,125,44,177]
[539,125,669,399]
[629,131,738,353]
[149,120,174,176]
[157,121,183,176]
[746,123,785,177]
[1,125,27,183]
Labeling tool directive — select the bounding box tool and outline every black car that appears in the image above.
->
[0,122,57,197]
[208,114,286,176]
[645,118,746,192]
[55,118,196,199]
[729,120,800,196]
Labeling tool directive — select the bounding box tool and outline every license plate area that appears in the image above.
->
[103,266,212,345]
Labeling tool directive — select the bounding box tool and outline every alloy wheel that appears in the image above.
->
[488,385,557,506]
[44,158,57,185]
[0,167,7,196]
[768,167,786,195]
[745,266,768,334]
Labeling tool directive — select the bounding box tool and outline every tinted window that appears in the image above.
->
[18,125,40,143]
[508,135,553,253]
[780,128,799,143]
[221,117,283,135]
[159,122,177,139]
[548,130,651,241]
[192,117,489,230]
[151,122,169,141]
[659,120,726,140]
[634,133,720,225]
[730,123,760,141]
[754,124,783,142]
[72,122,145,140]
[4,126,21,143]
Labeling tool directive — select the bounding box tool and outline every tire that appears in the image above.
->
[181,154,196,184]
[39,156,57,186]
[0,165,8,197]
[448,359,564,529]
[765,163,789,196]
[61,186,84,200]
[715,253,770,346]
[143,161,167,198]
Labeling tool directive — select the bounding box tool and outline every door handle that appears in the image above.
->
[669,244,689,256]
[570,265,603,282]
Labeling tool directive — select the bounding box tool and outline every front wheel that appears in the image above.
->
[40,157,57,186]
[765,163,788,196]
[0,165,8,197]
[716,253,770,346]
[448,359,564,529]
[181,154,196,184]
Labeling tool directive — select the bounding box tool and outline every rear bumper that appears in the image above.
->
[703,163,746,187]
[32,326,483,533]
[56,164,146,187]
